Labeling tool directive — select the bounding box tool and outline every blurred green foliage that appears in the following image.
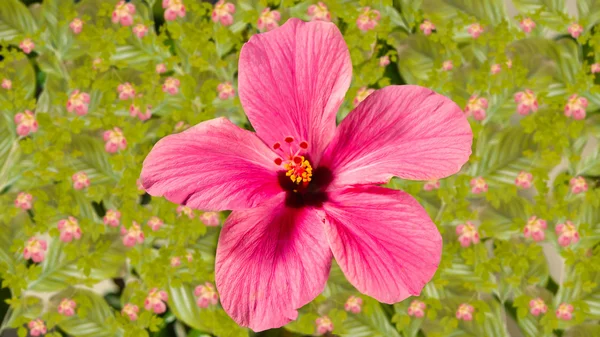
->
[1,0,600,337]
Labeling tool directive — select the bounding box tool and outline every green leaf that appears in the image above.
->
[167,283,247,337]
[0,0,37,41]
[421,0,507,25]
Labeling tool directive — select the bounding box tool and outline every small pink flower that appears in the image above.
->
[112,1,136,26]
[20,38,35,54]
[524,216,547,242]
[162,77,180,95]
[456,303,474,321]
[379,55,390,67]
[145,288,169,314]
[490,64,501,75]
[307,2,330,22]
[117,82,136,100]
[564,94,588,120]
[470,176,488,194]
[121,221,145,247]
[28,319,46,337]
[147,216,164,231]
[257,8,281,32]
[200,212,220,226]
[570,176,587,194]
[70,18,83,34]
[66,90,91,116]
[442,60,453,71]
[467,23,484,39]
[464,95,488,121]
[353,87,374,106]
[506,59,513,69]
[514,89,538,115]
[129,104,152,121]
[103,127,127,153]
[420,20,435,36]
[72,171,90,190]
[15,192,33,210]
[529,298,547,316]
[520,18,535,34]
[356,7,380,32]
[344,296,363,314]
[456,221,480,247]
[171,256,181,267]
[163,0,186,21]
[133,24,148,38]
[186,251,193,262]
[556,303,573,320]
[14,110,38,136]
[423,180,440,191]
[103,209,121,227]
[58,298,77,316]
[122,303,139,321]
[2,78,12,90]
[177,205,194,218]
[591,63,600,74]
[556,221,580,247]
[515,171,533,189]
[58,216,82,243]
[156,63,167,74]
[407,300,426,317]
[217,82,235,100]
[568,23,583,38]
[23,237,47,263]
[194,282,219,308]
[315,316,333,335]
[212,0,235,26]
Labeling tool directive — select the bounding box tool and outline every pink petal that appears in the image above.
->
[215,194,332,331]
[141,118,283,211]
[320,85,472,187]
[322,185,442,303]
[238,18,351,164]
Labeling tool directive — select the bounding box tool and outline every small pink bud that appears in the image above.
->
[156,63,167,74]
[103,209,121,227]
[121,222,145,247]
[307,2,330,22]
[514,89,538,116]
[456,303,474,321]
[15,192,33,210]
[163,0,186,21]
[147,216,164,231]
[162,77,180,95]
[14,110,38,136]
[70,18,84,34]
[217,82,235,100]
[529,298,547,316]
[524,216,547,242]
[420,20,435,36]
[103,127,127,153]
[570,176,587,194]
[212,1,235,26]
[470,176,488,194]
[568,23,583,38]
[72,171,90,190]
[520,18,535,34]
[464,95,488,121]
[66,90,91,116]
[456,222,480,247]
[194,282,219,308]
[28,319,46,336]
[132,24,148,38]
[122,303,139,321]
[556,303,574,320]
[145,288,169,314]
[57,216,82,243]
[407,300,426,317]
[24,237,47,263]
[58,298,77,316]
[315,316,334,335]
[257,8,281,31]
[112,1,136,26]
[1,78,12,90]
[515,171,533,188]
[467,23,484,38]
[344,296,363,314]
[19,38,35,54]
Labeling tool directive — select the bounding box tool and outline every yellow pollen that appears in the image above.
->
[286,156,313,185]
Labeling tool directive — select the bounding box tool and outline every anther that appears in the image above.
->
[299,141,308,149]
[274,158,283,165]
[273,142,281,150]
[284,136,294,143]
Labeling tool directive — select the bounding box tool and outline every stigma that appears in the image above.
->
[272,137,313,186]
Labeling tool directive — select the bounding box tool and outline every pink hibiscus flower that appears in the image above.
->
[140,19,472,331]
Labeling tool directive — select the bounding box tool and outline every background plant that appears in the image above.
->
[1,0,600,336]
